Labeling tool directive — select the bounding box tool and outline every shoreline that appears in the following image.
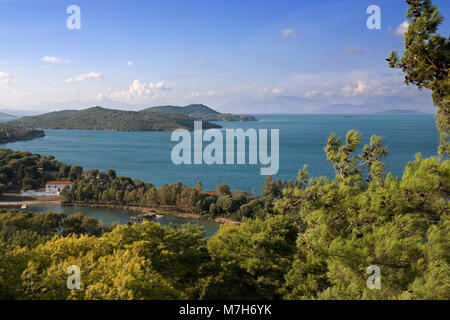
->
[0,196,240,225]
[65,202,240,225]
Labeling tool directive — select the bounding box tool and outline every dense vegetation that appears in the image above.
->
[0,124,44,144]
[63,171,293,221]
[9,106,221,132]
[0,141,448,299]
[0,149,83,193]
[144,104,256,121]
[387,0,449,156]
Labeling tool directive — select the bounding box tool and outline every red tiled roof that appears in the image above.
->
[46,181,73,185]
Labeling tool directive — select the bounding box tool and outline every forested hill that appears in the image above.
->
[142,104,257,121]
[9,106,221,132]
[0,124,44,144]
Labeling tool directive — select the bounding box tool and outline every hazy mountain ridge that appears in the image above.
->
[221,95,435,114]
[0,111,15,118]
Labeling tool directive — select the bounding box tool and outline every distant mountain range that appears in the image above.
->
[2,96,436,117]
[8,105,255,132]
[0,111,16,118]
[375,109,426,114]
[221,95,435,114]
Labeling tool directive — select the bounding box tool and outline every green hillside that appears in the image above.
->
[0,124,44,144]
[142,104,257,121]
[9,106,221,131]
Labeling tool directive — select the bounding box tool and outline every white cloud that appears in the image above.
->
[262,87,283,94]
[281,29,297,38]
[342,81,368,96]
[0,71,13,84]
[66,72,102,83]
[149,81,167,90]
[41,56,71,64]
[110,79,169,101]
[127,61,133,67]
[0,60,7,65]
[343,45,365,54]
[395,21,409,36]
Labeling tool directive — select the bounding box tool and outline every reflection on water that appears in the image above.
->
[29,205,220,238]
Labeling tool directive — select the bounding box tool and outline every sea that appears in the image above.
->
[2,114,439,194]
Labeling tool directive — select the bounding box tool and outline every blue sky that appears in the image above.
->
[0,0,449,111]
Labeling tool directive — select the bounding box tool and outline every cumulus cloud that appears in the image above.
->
[41,56,71,64]
[66,72,102,83]
[281,29,297,38]
[342,81,368,96]
[127,61,133,66]
[0,71,13,84]
[343,45,365,54]
[262,88,283,94]
[395,21,409,36]
[271,88,282,94]
[109,79,169,101]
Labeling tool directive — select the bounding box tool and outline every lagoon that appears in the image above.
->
[28,205,220,238]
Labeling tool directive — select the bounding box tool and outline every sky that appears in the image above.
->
[0,0,449,112]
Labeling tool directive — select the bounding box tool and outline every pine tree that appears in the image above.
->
[387,0,450,157]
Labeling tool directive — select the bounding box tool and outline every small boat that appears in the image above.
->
[156,215,164,218]
[20,204,27,209]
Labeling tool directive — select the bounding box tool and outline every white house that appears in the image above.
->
[45,181,73,195]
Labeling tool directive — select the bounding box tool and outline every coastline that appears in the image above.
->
[0,195,240,225]
[64,201,240,225]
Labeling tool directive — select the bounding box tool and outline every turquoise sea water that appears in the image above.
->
[2,114,439,193]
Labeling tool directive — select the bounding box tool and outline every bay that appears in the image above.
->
[2,114,439,193]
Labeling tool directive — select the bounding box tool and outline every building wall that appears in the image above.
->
[45,184,72,193]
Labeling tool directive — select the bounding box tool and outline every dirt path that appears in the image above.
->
[0,193,63,207]
[0,200,63,207]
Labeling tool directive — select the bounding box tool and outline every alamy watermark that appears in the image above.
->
[66,5,81,30]
[366,5,381,30]
[171,121,279,175]
[366,265,381,290]
[67,265,81,290]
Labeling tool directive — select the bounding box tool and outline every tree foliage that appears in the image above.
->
[387,0,450,156]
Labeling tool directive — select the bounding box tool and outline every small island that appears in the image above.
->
[9,104,256,132]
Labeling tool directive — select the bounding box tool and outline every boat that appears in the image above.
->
[20,204,27,209]
[156,215,164,218]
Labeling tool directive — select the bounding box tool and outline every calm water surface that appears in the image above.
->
[3,114,439,193]
[28,205,220,238]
